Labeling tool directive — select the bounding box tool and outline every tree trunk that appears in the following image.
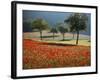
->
[76,31,79,45]
[72,32,75,39]
[62,33,65,41]
[40,31,42,40]
[53,32,55,40]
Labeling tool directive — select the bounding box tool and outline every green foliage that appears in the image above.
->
[32,18,49,40]
[57,23,68,40]
[64,13,88,32]
[64,13,88,44]
[32,18,49,31]
[50,27,58,40]
[58,26,68,34]
[50,28,58,33]
[57,23,68,34]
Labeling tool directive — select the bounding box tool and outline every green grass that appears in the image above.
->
[40,39,90,46]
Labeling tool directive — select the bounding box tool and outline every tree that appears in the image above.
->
[32,18,49,40]
[70,28,76,39]
[57,23,68,41]
[50,27,58,40]
[64,13,88,45]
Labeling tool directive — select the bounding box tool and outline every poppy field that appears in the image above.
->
[23,39,91,69]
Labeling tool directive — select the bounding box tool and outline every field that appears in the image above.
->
[23,38,91,69]
[23,11,91,69]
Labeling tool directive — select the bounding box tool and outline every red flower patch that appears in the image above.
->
[23,39,91,69]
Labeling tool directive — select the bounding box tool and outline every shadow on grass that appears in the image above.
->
[60,39,72,41]
[88,40,91,42]
[42,35,59,38]
[42,42,76,46]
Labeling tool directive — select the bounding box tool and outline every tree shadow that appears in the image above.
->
[88,40,91,42]
[42,35,59,38]
[60,39,72,41]
[42,42,76,46]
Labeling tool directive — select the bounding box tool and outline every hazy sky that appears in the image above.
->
[23,10,91,35]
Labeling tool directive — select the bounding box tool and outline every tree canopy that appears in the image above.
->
[32,18,49,40]
[64,13,87,32]
[50,27,58,33]
[64,13,88,44]
[32,18,49,31]
[57,23,68,40]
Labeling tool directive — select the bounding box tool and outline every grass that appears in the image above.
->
[40,39,90,46]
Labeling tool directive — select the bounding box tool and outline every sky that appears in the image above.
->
[23,10,91,35]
